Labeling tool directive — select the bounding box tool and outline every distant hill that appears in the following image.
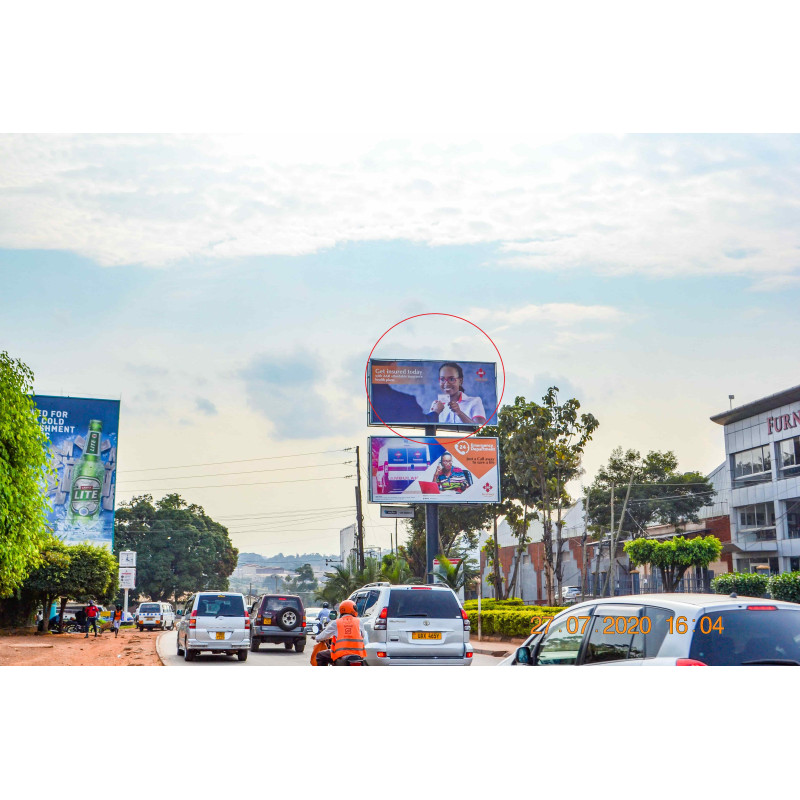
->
[237,552,336,570]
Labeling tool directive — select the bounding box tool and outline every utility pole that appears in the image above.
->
[355,445,365,571]
[425,424,440,584]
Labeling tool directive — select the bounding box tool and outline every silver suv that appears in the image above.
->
[346,583,473,666]
[503,593,800,666]
[176,591,251,662]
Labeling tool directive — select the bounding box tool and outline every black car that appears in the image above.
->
[249,594,306,653]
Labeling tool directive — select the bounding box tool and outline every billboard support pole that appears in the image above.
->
[424,424,439,584]
[123,588,129,616]
[355,446,365,571]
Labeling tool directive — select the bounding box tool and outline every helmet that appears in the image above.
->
[322,602,330,608]
[338,600,357,617]
[116,604,122,610]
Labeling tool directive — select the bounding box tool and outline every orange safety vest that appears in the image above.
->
[331,615,366,661]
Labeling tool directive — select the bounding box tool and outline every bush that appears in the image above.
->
[463,598,526,610]
[466,605,563,637]
[711,572,769,598]
[768,572,800,603]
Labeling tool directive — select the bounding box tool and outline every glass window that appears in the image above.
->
[643,606,672,658]
[197,594,245,616]
[582,606,645,664]
[732,445,772,484]
[138,603,160,613]
[387,589,461,618]
[362,590,381,616]
[737,503,776,534]
[535,615,587,665]
[263,596,302,612]
[790,557,800,572]
[354,592,370,616]
[780,436,800,474]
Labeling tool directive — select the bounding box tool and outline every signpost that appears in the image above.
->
[380,506,415,518]
[118,551,136,615]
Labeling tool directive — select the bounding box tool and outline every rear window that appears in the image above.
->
[262,597,302,612]
[387,589,461,618]
[138,604,160,613]
[689,609,800,665]
[196,595,245,617]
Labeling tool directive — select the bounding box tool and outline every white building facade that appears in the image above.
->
[711,384,800,575]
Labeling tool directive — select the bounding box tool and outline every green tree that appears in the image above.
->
[434,553,478,592]
[380,553,417,585]
[316,555,381,606]
[56,543,118,626]
[0,351,54,597]
[501,389,599,605]
[114,494,238,602]
[16,537,72,630]
[624,536,722,592]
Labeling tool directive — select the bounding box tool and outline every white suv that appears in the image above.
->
[176,592,250,662]
[346,583,473,666]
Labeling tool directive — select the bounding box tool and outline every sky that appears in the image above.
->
[3,132,800,559]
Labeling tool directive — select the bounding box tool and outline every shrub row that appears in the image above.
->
[463,598,525,610]
[768,571,800,603]
[711,572,769,598]
[466,606,562,637]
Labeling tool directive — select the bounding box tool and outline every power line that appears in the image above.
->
[116,475,354,492]
[120,447,353,473]
[116,460,353,484]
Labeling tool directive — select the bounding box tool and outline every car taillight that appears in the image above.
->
[189,618,196,629]
[377,651,387,658]
[191,610,197,617]
[466,651,473,658]
[746,605,777,611]
[461,608,470,631]
[374,607,388,630]
[245,616,250,630]
[676,658,706,666]
[411,587,432,590]
[303,616,306,627]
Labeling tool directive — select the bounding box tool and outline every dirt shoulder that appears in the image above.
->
[0,626,163,666]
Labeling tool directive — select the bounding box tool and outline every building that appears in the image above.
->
[340,523,357,565]
[711,384,800,575]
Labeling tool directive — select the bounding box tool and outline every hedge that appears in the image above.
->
[768,571,800,603]
[711,572,769,598]
[463,598,525,610]
[466,605,563,637]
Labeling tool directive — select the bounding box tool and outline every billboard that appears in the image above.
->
[368,359,498,429]
[33,395,121,550]
[369,436,500,504]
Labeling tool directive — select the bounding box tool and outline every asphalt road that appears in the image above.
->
[157,630,500,666]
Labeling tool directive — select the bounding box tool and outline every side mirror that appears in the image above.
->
[516,645,533,666]
[176,610,183,616]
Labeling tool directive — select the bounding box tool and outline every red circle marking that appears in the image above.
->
[364,313,506,445]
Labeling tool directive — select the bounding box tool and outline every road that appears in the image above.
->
[157,630,500,666]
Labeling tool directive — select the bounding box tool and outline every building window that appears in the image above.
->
[732,445,772,486]
[787,501,800,540]
[734,557,779,575]
[790,557,800,572]
[736,502,777,545]
[779,435,800,479]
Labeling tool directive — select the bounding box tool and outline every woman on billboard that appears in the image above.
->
[429,362,487,425]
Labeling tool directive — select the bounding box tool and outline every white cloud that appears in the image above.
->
[470,302,626,327]
[2,134,800,289]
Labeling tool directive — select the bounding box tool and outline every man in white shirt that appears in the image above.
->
[429,362,487,425]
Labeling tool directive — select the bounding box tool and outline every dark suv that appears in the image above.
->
[249,594,306,653]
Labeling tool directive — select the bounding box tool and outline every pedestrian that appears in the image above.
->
[111,604,123,638]
[84,599,100,638]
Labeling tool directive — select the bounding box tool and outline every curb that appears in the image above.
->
[472,646,511,657]
[155,630,169,666]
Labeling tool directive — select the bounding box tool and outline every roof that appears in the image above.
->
[710,383,800,426]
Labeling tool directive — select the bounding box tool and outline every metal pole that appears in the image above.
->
[123,587,129,616]
[355,446,365,571]
[424,424,439,584]
[477,577,482,642]
[394,519,397,556]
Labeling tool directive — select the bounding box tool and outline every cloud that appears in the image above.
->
[195,397,218,416]
[238,350,333,440]
[470,302,626,327]
[2,133,800,289]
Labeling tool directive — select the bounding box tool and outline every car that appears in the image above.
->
[304,607,324,635]
[560,586,581,604]
[499,593,800,666]
[249,594,306,653]
[176,591,250,661]
[346,582,473,666]
[135,601,176,631]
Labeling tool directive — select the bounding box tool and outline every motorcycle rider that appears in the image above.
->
[314,600,366,665]
[316,602,331,633]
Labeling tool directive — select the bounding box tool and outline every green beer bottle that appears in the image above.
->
[67,420,105,523]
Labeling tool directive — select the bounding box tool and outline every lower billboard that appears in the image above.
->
[33,395,120,550]
[369,436,500,504]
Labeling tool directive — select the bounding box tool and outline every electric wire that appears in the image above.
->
[120,447,353,472]
[116,460,353,484]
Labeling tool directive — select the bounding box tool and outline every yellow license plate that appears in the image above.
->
[263,618,271,625]
[215,632,225,640]
[412,632,442,640]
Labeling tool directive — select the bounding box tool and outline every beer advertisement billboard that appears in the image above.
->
[368,359,498,429]
[369,436,500,504]
[33,395,120,550]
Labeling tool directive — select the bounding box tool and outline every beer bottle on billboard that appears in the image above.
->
[68,420,105,523]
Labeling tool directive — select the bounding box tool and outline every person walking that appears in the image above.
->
[111,604,123,638]
[84,600,100,638]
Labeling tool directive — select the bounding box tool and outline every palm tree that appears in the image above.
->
[434,554,478,592]
[380,553,417,585]
[315,555,383,606]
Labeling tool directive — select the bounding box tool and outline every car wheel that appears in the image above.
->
[183,645,195,662]
[177,636,184,656]
[138,625,143,632]
[284,642,293,650]
[276,608,299,631]
[250,637,260,652]
[294,640,305,653]
[237,649,248,661]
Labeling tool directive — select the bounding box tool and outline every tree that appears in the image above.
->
[56,543,118,626]
[16,537,71,630]
[379,553,417,585]
[114,494,238,602]
[315,555,381,606]
[501,389,599,605]
[434,553,478,592]
[586,448,715,538]
[0,351,54,597]
[624,536,722,592]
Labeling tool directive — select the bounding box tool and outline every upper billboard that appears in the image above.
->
[368,358,498,429]
[33,395,120,550]
[369,436,501,504]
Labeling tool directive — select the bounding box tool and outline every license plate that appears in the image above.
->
[215,632,225,640]
[263,618,271,625]
[412,632,442,640]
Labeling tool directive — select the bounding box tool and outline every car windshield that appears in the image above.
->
[196,595,245,617]
[387,589,461,618]
[263,597,302,612]
[138,604,160,613]
[689,609,800,665]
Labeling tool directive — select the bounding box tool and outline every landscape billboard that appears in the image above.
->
[33,395,120,550]
[368,436,500,504]
[368,358,498,429]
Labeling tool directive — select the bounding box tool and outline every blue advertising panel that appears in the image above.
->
[368,358,498,429]
[33,395,120,550]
